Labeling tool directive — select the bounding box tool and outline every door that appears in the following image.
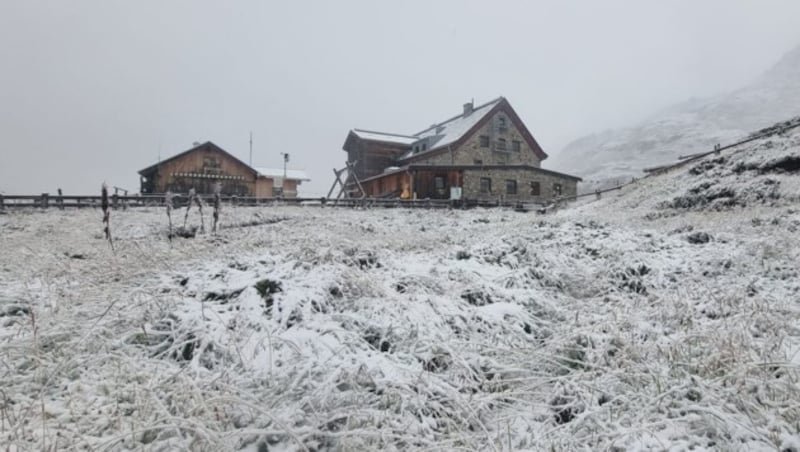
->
[433,174,448,199]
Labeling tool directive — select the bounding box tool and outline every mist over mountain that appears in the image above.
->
[549,44,800,184]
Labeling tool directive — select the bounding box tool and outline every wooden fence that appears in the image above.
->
[0,193,547,211]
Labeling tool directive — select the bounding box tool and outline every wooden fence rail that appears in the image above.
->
[0,193,546,211]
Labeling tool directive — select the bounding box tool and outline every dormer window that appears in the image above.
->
[422,143,427,151]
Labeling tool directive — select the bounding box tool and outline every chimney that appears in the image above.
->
[463,101,474,117]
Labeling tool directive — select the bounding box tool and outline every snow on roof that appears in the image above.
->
[351,97,503,157]
[401,97,503,159]
[254,167,310,181]
[352,129,419,146]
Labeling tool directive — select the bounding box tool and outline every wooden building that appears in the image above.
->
[138,141,309,197]
[342,97,581,202]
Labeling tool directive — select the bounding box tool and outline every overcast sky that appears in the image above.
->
[1,0,799,195]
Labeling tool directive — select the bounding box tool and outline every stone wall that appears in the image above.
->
[413,111,543,167]
[461,168,578,203]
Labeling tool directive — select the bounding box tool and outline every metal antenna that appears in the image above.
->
[249,131,253,166]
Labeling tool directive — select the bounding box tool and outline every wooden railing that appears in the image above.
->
[0,193,546,211]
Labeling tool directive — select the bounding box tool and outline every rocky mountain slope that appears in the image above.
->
[550,45,800,186]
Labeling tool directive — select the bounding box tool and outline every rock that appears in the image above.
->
[687,232,711,244]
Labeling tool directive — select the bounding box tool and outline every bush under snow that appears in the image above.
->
[1,127,800,451]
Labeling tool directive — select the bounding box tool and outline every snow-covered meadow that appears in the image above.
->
[2,128,800,451]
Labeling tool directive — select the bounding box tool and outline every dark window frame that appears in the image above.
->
[498,116,508,132]
[512,140,521,152]
[506,179,517,195]
[497,138,507,151]
[480,177,492,193]
[530,181,541,196]
[553,183,563,197]
[434,175,446,190]
[480,135,490,147]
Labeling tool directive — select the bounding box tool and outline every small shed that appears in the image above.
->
[253,168,310,198]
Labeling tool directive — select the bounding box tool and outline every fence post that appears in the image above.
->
[41,193,49,208]
[0,194,4,210]
[57,188,64,210]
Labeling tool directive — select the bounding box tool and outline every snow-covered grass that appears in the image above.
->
[1,128,800,451]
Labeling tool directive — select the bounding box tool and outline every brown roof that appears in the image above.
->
[359,164,582,183]
[138,141,257,177]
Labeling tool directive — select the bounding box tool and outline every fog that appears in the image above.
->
[1,0,799,195]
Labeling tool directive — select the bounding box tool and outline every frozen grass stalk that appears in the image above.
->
[183,188,195,228]
[195,191,205,233]
[183,187,205,233]
[101,183,114,252]
[212,182,221,233]
[165,191,174,240]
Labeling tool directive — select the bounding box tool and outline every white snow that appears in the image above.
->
[352,98,503,159]
[1,124,800,450]
[351,129,418,146]
[253,168,310,181]
[407,97,503,157]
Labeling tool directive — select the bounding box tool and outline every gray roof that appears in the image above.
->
[349,97,504,157]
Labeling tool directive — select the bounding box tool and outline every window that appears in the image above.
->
[498,116,507,132]
[506,180,517,195]
[512,140,521,152]
[530,181,541,196]
[434,175,445,190]
[422,143,427,151]
[480,135,490,147]
[497,138,507,151]
[480,177,492,193]
[474,159,483,165]
[553,183,562,197]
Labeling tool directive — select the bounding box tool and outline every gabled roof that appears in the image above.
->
[138,141,257,176]
[253,167,310,181]
[408,97,503,155]
[344,97,549,162]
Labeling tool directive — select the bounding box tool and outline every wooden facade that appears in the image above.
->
[138,142,307,197]
[342,133,410,181]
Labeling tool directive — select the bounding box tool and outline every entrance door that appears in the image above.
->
[433,174,448,199]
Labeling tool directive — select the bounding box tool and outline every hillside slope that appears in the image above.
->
[1,124,799,451]
[549,45,800,184]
